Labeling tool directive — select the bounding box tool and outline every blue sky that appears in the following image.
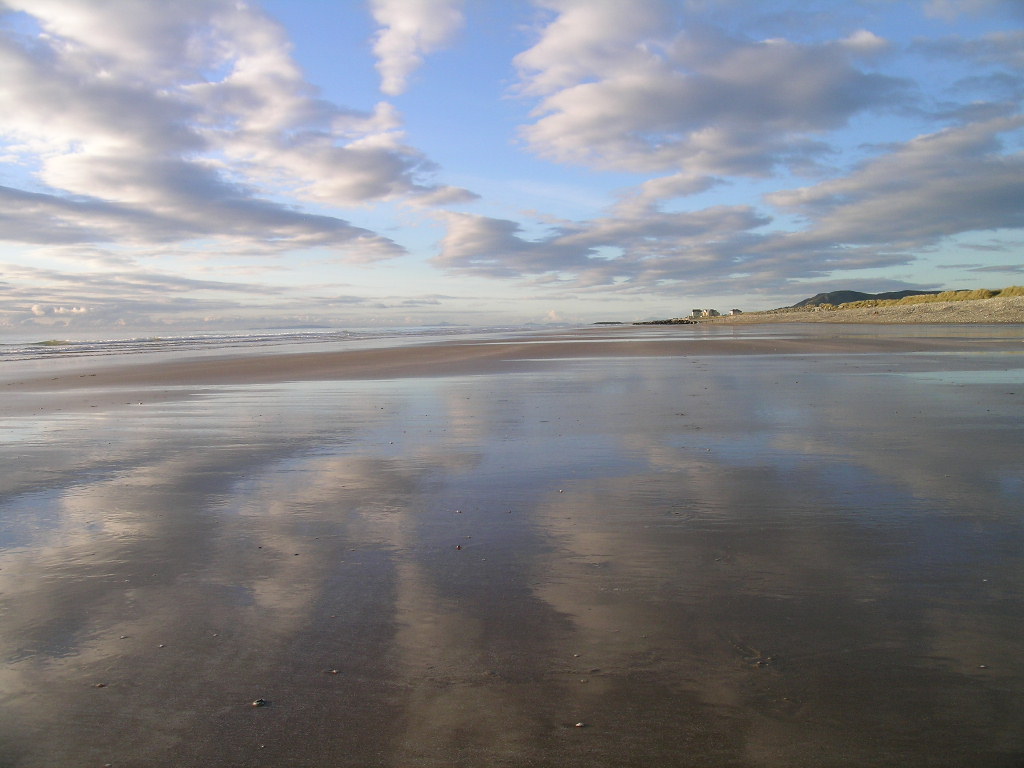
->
[0,0,1022,333]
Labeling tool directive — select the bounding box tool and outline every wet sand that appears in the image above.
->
[1,324,1023,766]
[3,323,1023,416]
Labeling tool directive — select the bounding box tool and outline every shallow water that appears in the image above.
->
[0,325,533,364]
[1,331,1023,766]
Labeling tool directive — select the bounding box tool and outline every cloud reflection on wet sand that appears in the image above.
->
[1,345,1023,766]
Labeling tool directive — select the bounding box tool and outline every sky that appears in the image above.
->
[0,0,1022,334]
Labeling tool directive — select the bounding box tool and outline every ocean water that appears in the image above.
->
[0,325,539,364]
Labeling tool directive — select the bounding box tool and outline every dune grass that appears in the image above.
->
[836,286,1023,310]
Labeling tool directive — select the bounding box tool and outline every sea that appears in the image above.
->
[0,325,543,365]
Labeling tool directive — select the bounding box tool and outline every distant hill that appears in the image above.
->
[790,289,941,308]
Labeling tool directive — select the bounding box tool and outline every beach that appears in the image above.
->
[1,323,1023,766]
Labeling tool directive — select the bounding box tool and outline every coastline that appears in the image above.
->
[3,323,1023,417]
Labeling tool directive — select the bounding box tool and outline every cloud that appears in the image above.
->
[1,262,278,299]
[0,185,134,244]
[0,181,405,262]
[0,0,449,261]
[515,0,908,183]
[514,0,671,96]
[419,0,1017,301]
[407,184,481,208]
[965,264,1024,273]
[30,303,88,316]
[433,115,1024,297]
[912,29,1024,70]
[370,0,465,96]
[432,204,772,291]
[433,212,591,279]
[0,260,468,330]
[0,261,282,328]
[766,117,1024,250]
[923,0,1024,22]
[840,29,888,54]
[1,1,1020,327]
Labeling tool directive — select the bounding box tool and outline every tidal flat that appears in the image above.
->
[1,324,1022,767]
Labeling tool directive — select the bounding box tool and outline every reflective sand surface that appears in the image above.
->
[1,327,1023,766]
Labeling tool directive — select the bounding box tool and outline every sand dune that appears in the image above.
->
[713,294,1024,324]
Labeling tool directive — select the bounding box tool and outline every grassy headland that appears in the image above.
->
[704,286,1024,324]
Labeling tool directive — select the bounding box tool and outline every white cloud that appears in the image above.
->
[515,0,906,187]
[407,185,480,208]
[433,211,585,279]
[1,1,1021,328]
[0,0,450,261]
[432,203,770,290]
[433,116,1024,297]
[514,0,671,96]
[416,0,1015,301]
[841,29,888,54]
[0,259,470,330]
[370,0,465,96]
[1,261,288,328]
[765,117,1024,249]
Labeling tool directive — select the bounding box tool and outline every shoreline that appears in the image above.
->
[3,323,1023,417]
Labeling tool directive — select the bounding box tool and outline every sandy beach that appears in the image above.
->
[1,323,1023,766]
[3,321,1023,417]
